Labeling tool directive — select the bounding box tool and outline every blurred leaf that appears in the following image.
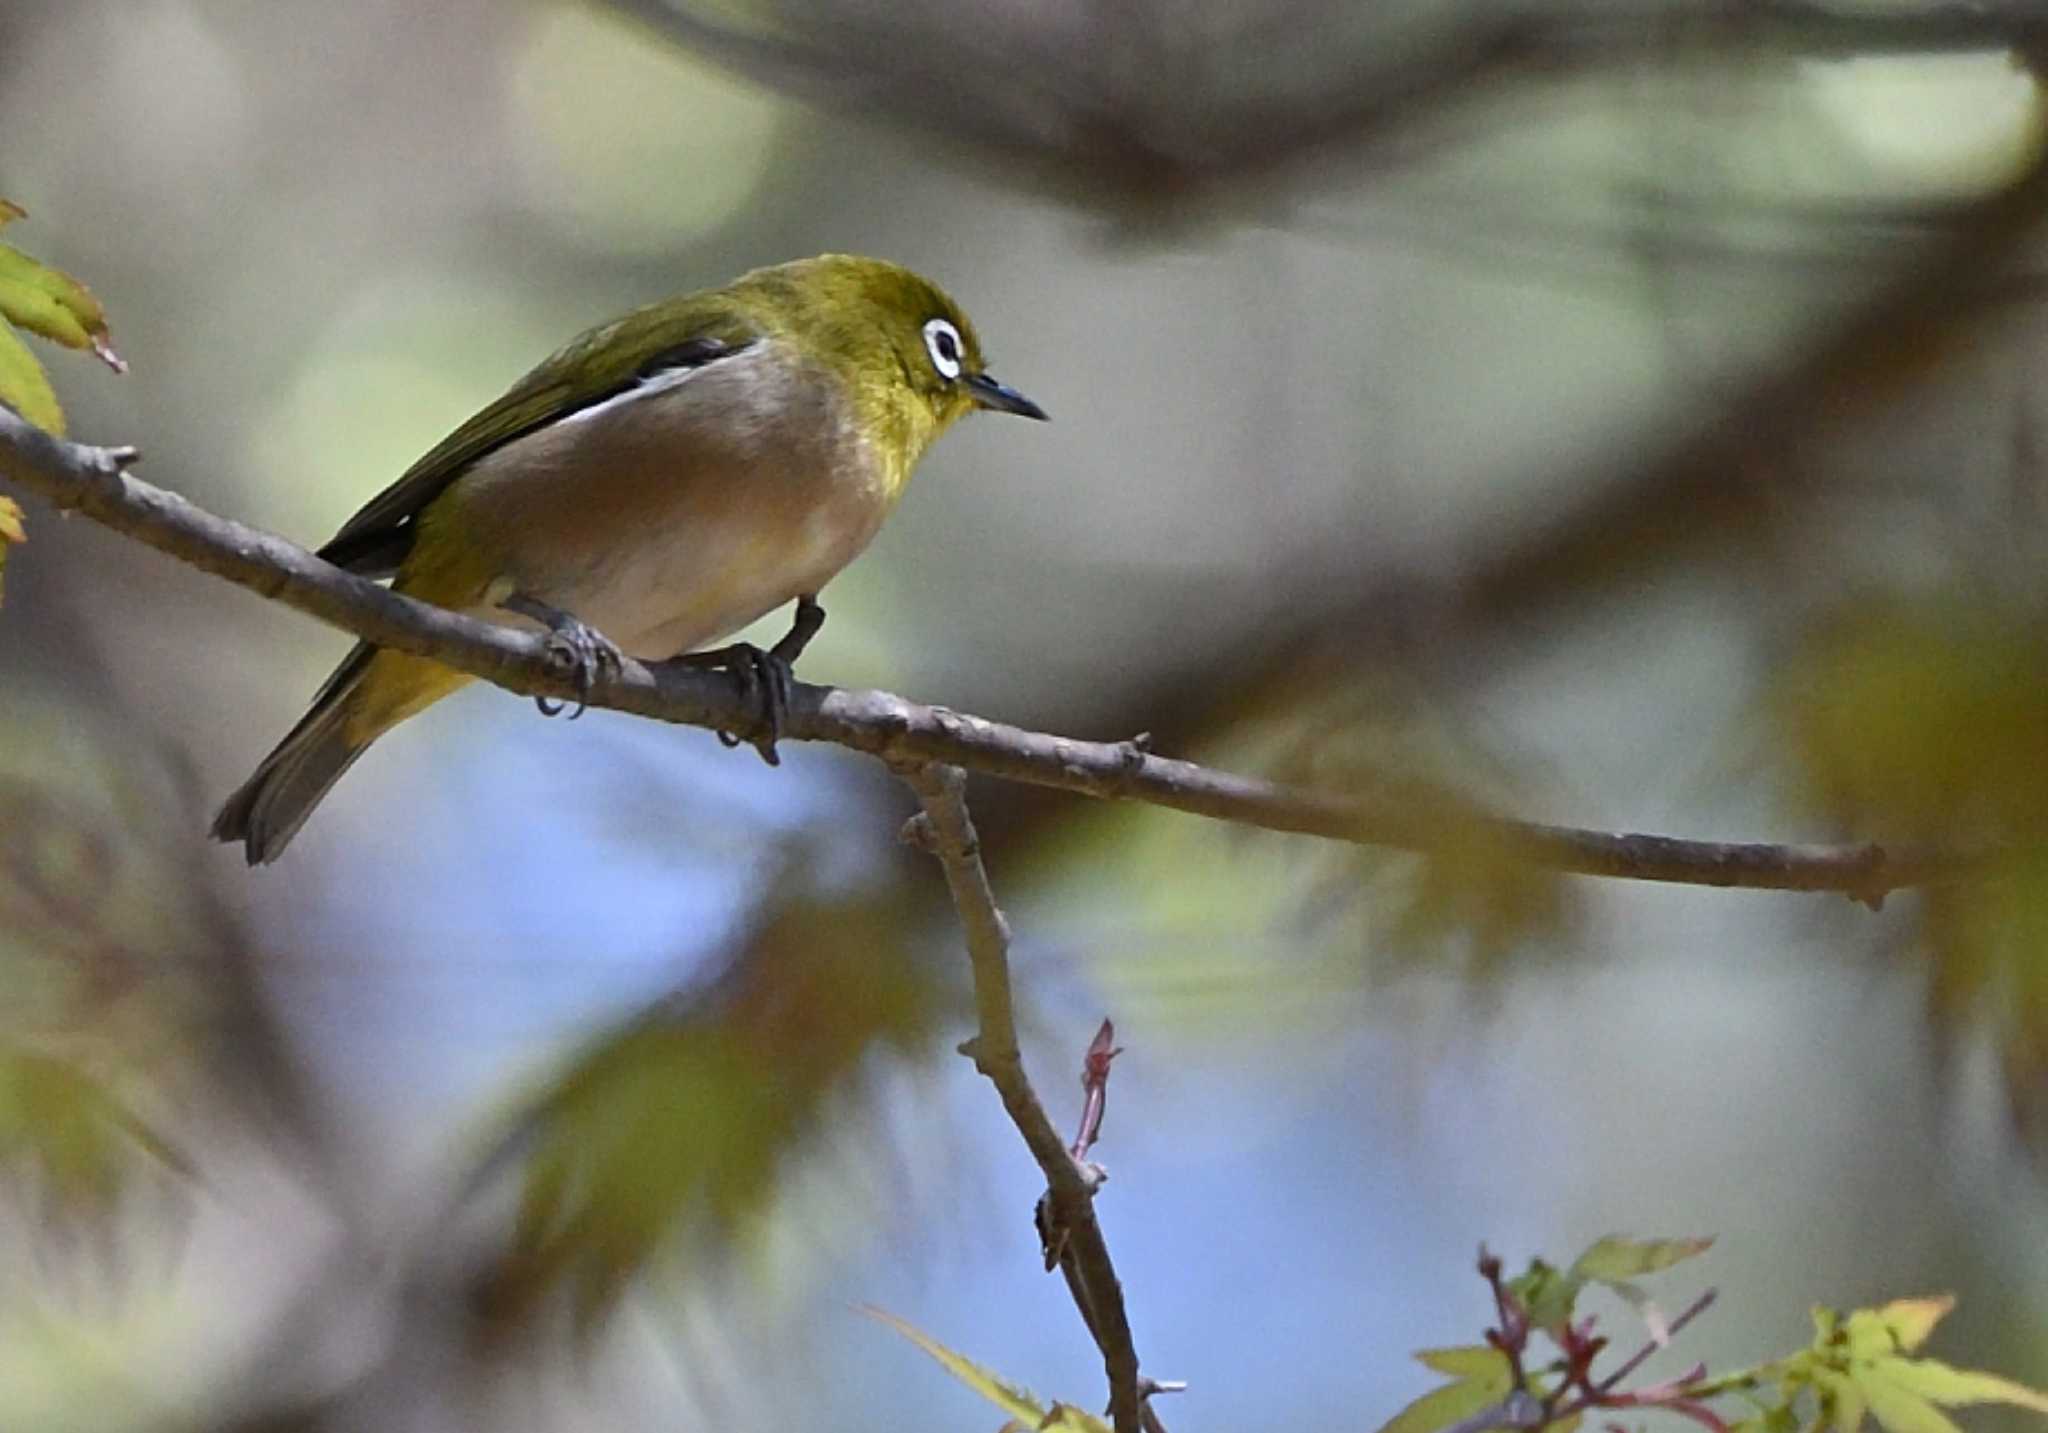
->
[0,1047,190,1228]
[1379,1345,1514,1433]
[1774,603,2048,839]
[864,1305,1111,1433]
[1918,853,2048,1132]
[1774,602,2048,1132]
[1571,1234,1714,1283]
[1387,822,1577,979]
[0,493,21,606]
[473,876,948,1333]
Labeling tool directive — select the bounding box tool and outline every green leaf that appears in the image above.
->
[1379,1344,1516,1433]
[1377,1372,1513,1433]
[1416,1347,1514,1381]
[0,203,124,437]
[0,318,64,434]
[1858,1370,1962,1433]
[1866,1356,2048,1415]
[1844,1309,1898,1361]
[1510,1258,1582,1335]
[1571,1234,1714,1282]
[0,240,121,364]
[863,1306,1111,1433]
[1814,1368,1868,1433]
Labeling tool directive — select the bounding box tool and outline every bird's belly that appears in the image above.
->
[561,487,881,658]
[444,343,894,659]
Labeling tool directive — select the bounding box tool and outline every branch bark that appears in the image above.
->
[0,405,1954,901]
[899,763,1145,1433]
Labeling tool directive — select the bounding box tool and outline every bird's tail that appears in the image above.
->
[212,643,470,864]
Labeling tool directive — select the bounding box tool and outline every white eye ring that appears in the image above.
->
[923,317,964,380]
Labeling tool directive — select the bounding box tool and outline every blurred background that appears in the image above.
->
[3,0,2047,1428]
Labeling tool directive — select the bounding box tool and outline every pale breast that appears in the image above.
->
[445,341,895,659]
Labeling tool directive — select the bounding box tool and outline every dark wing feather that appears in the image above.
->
[317,307,760,577]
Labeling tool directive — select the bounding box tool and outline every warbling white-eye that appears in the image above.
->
[213,254,1045,864]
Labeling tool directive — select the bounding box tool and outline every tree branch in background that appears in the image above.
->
[1143,127,2048,770]
[898,763,1148,1433]
[0,405,1964,902]
[605,0,2048,201]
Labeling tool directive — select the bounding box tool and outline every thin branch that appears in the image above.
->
[1592,1289,1718,1395]
[0,405,1962,901]
[898,763,1145,1433]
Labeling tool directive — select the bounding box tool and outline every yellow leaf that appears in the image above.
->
[862,1306,1110,1432]
[1867,1357,2048,1415]
[0,319,63,435]
[1874,1298,1954,1354]
[0,495,21,608]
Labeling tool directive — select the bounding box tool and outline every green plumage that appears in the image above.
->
[214,254,1041,865]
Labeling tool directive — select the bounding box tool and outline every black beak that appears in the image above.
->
[964,370,1048,420]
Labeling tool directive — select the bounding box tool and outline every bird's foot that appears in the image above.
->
[503,594,624,719]
[537,619,624,719]
[679,641,795,766]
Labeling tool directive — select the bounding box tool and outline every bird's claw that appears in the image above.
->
[534,619,624,720]
[687,642,794,764]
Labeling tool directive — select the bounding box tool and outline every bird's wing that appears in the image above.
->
[317,305,763,577]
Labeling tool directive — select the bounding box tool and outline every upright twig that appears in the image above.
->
[899,762,1146,1433]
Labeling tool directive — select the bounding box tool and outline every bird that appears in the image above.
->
[212,254,1045,864]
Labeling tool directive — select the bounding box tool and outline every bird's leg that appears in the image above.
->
[679,594,825,766]
[502,592,625,720]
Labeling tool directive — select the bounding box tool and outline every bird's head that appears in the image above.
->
[754,255,1045,475]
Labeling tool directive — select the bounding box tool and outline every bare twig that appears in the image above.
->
[898,764,1146,1433]
[0,405,1965,901]
[1592,1289,1718,1396]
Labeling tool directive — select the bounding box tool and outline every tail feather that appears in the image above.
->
[212,643,377,865]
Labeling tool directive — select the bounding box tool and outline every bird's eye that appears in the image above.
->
[922,317,964,380]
